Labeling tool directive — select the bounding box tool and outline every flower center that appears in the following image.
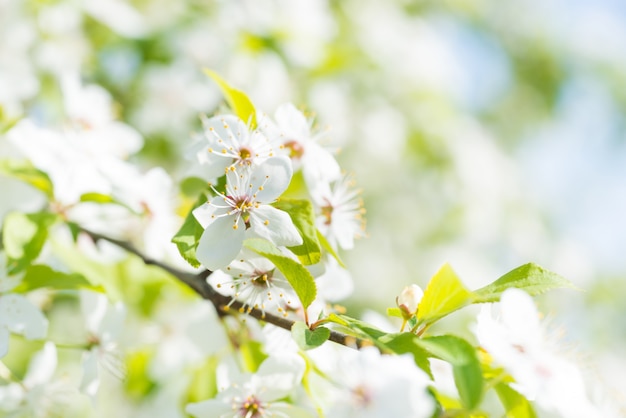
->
[252,270,274,287]
[284,140,305,160]
[352,384,373,408]
[321,204,333,225]
[238,395,264,418]
[239,146,253,162]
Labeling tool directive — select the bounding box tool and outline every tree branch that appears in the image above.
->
[81,229,368,349]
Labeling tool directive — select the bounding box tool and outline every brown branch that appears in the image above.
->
[81,229,367,349]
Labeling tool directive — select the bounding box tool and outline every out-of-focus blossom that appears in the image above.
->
[396,284,424,320]
[475,289,599,417]
[79,291,126,398]
[310,174,366,250]
[0,342,77,417]
[186,354,312,418]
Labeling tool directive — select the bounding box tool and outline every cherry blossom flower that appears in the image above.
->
[396,284,424,320]
[475,288,599,417]
[0,342,77,417]
[193,156,302,271]
[310,174,366,250]
[262,103,341,188]
[311,346,435,418]
[209,249,296,317]
[190,114,278,179]
[186,354,312,418]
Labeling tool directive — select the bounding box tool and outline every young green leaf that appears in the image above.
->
[415,335,484,411]
[171,194,208,269]
[378,332,432,377]
[0,160,54,199]
[495,383,538,418]
[417,263,475,326]
[316,229,346,268]
[244,238,317,309]
[272,199,321,265]
[204,69,257,129]
[2,211,58,274]
[291,321,331,350]
[474,263,577,303]
[12,265,102,293]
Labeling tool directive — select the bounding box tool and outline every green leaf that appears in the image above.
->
[272,199,321,265]
[417,263,475,326]
[12,265,102,293]
[378,332,432,377]
[495,383,537,418]
[415,335,484,411]
[291,322,331,350]
[316,229,346,268]
[204,69,257,129]
[474,263,576,303]
[185,355,219,404]
[244,238,317,309]
[180,176,211,198]
[0,160,54,199]
[79,192,116,204]
[240,340,269,373]
[125,349,157,400]
[171,194,208,269]
[326,313,387,340]
[2,212,58,273]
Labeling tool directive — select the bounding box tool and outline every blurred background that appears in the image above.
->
[2,0,626,412]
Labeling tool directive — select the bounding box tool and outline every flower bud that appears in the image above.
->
[396,284,424,320]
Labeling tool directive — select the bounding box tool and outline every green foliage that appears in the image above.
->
[418,263,475,326]
[240,340,268,373]
[125,349,157,400]
[2,211,58,274]
[0,160,54,199]
[291,322,331,350]
[474,263,576,303]
[11,265,101,293]
[185,355,220,404]
[495,383,538,418]
[378,332,432,377]
[244,238,317,309]
[316,229,345,268]
[171,194,208,269]
[272,199,321,265]
[415,335,484,411]
[204,69,257,129]
[180,177,211,198]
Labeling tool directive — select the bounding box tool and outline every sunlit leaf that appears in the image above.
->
[474,263,577,303]
[171,194,207,269]
[244,238,317,309]
[0,160,54,199]
[291,321,331,350]
[417,263,475,326]
[272,199,321,265]
[2,211,58,274]
[204,69,257,129]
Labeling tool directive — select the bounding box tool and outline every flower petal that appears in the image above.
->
[249,205,303,247]
[196,215,245,270]
[250,156,293,203]
[186,399,233,417]
[192,197,230,229]
[0,294,48,340]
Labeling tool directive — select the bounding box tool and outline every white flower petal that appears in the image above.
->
[24,342,57,387]
[80,291,108,335]
[0,294,48,340]
[275,103,310,135]
[196,215,245,270]
[302,141,341,186]
[186,399,232,417]
[249,205,303,247]
[192,198,229,229]
[0,327,9,358]
[251,156,293,203]
[79,350,100,398]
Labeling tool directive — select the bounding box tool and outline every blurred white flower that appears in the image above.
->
[193,157,302,270]
[311,174,366,250]
[262,103,341,188]
[0,342,76,418]
[475,289,599,417]
[79,291,126,398]
[186,354,312,418]
[320,347,435,418]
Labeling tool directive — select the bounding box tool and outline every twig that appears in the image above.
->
[81,229,367,349]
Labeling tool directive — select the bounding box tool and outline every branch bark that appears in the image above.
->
[81,229,368,349]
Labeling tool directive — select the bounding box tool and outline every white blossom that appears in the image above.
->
[193,156,302,270]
